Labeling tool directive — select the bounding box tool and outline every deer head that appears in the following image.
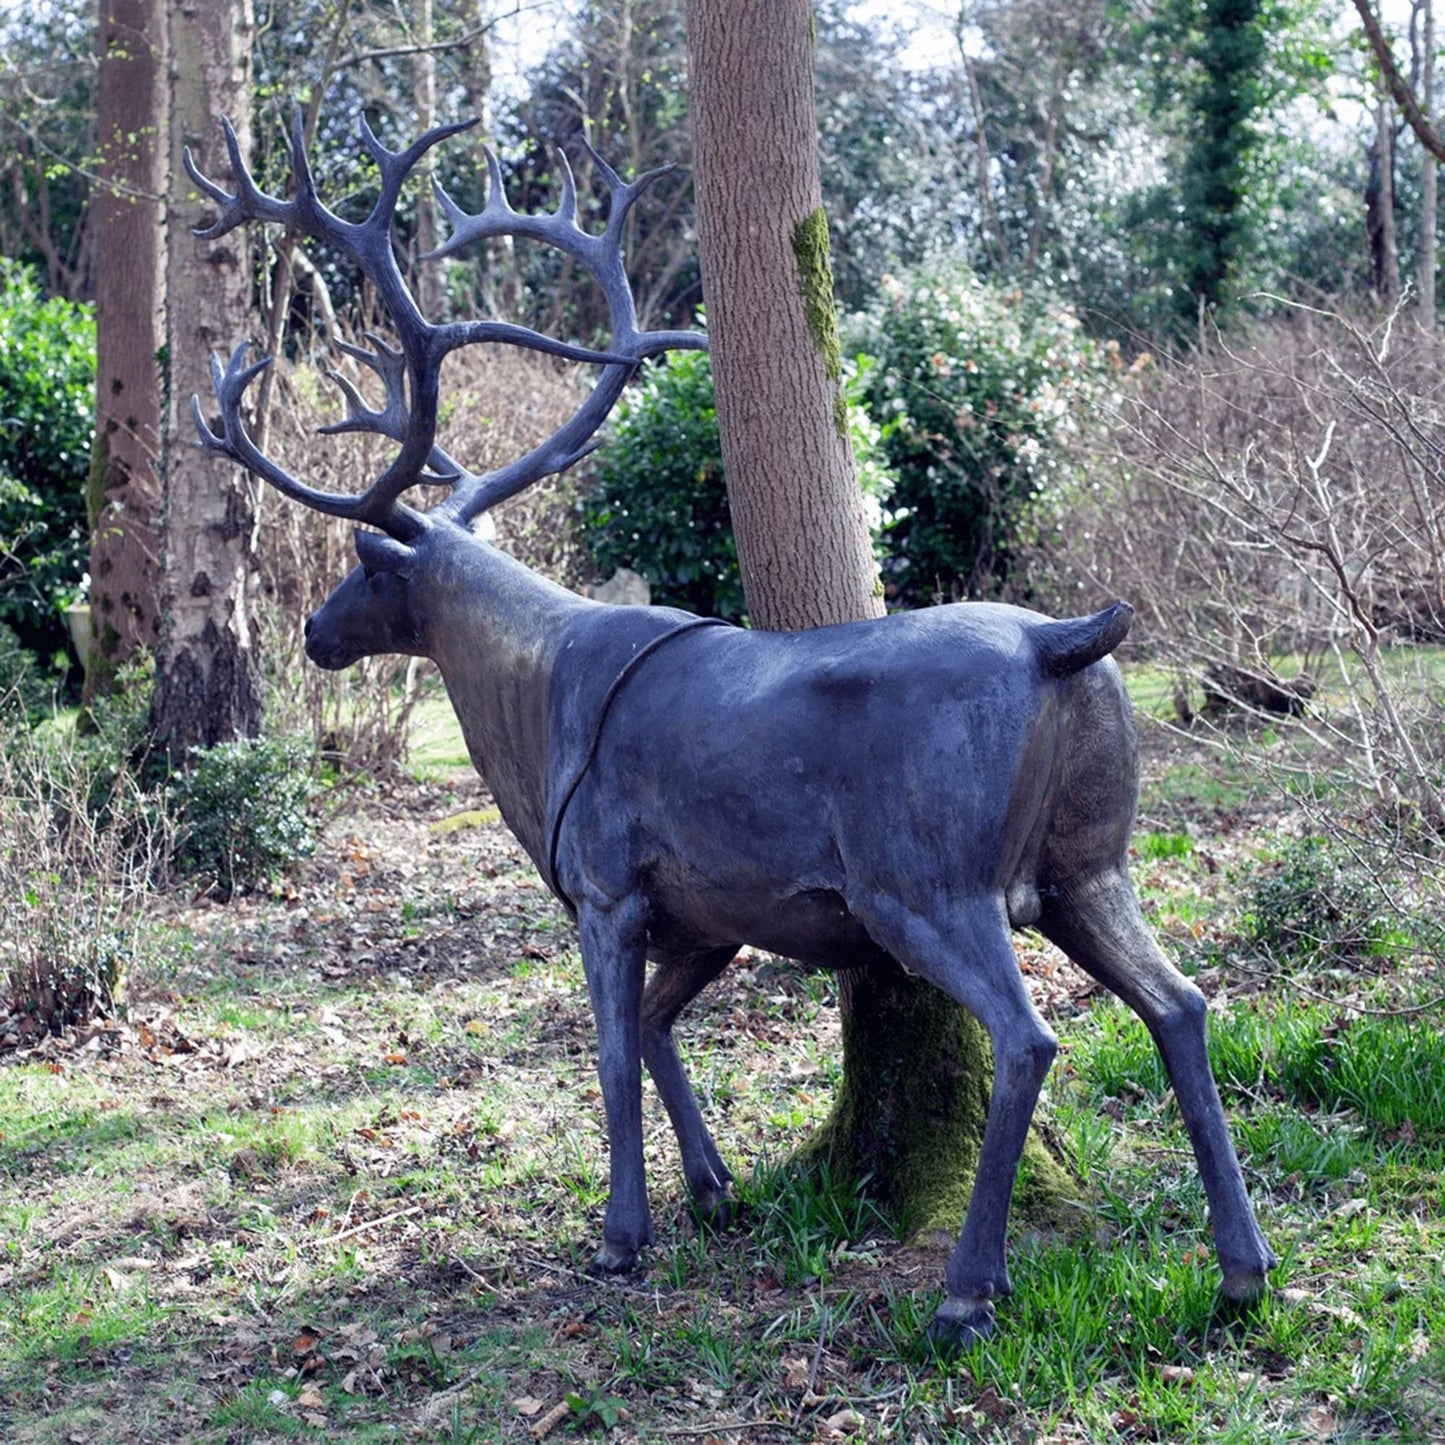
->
[188,108,706,664]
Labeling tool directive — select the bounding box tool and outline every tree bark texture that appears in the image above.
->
[413,0,443,320]
[1367,81,1402,306]
[87,0,167,694]
[685,0,879,633]
[153,0,263,757]
[685,0,1071,1237]
[1422,0,1437,328]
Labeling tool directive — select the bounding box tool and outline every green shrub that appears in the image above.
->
[581,349,894,622]
[0,260,95,660]
[0,720,165,1037]
[169,734,320,895]
[1240,836,1412,968]
[853,266,1108,605]
[0,620,54,725]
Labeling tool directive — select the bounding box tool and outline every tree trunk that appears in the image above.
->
[685,0,1072,1238]
[1367,78,1402,306]
[153,0,263,757]
[1422,0,1437,328]
[685,0,877,631]
[957,30,1008,270]
[413,0,443,320]
[86,0,167,696]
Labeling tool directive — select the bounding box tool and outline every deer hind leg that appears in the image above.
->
[641,945,739,1223]
[1039,868,1277,1300]
[577,891,652,1273]
[852,891,1057,1348]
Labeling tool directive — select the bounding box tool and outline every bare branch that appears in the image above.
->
[1352,0,1445,163]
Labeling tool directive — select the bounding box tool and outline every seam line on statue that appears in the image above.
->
[546,615,734,912]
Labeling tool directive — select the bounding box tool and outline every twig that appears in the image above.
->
[414,1363,492,1428]
[310,1204,422,1247]
[659,1422,772,1437]
[518,1249,656,1297]
[1225,956,1445,1016]
[792,1303,830,1428]
[531,1398,572,1439]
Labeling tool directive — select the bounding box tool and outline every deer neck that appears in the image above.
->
[427,545,589,870]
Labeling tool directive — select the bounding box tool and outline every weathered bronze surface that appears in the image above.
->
[192,113,1275,1346]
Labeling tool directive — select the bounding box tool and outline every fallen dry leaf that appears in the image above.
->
[974,1386,1012,1422]
[513,1396,545,1417]
[782,1355,812,1391]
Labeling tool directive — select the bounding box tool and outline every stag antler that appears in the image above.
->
[190,108,705,537]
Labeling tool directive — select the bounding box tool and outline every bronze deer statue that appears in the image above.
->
[189,112,1275,1347]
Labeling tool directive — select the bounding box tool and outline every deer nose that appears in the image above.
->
[303,615,314,639]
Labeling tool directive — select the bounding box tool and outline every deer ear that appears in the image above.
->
[354,528,415,578]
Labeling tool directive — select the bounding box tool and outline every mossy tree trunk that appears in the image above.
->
[684,0,1074,1236]
[684,0,876,632]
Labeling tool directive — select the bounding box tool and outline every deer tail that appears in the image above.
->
[1034,601,1134,677]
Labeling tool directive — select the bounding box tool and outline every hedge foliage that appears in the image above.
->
[583,270,1108,616]
[0,261,95,660]
[582,348,894,622]
[855,266,1110,605]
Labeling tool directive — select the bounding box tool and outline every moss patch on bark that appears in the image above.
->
[790,207,842,382]
[791,207,849,441]
[802,960,1079,1241]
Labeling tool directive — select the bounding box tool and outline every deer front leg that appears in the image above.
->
[641,946,739,1224]
[577,891,652,1273]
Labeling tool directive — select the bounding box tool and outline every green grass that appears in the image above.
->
[3,728,1444,1441]
[407,693,472,777]
[1071,994,1445,1140]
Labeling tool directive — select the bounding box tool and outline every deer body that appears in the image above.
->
[193,113,1275,1348]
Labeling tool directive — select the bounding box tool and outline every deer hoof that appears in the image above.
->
[691,1184,735,1232]
[1220,1266,1271,1304]
[590,1241,642,1275]
[926,1295,996,1352]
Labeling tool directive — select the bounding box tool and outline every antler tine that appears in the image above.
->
[578,137,676,241]
[187,116,296,240]
[318,332,407,440]
[285,103,325,226]
[428,143,595,262]
[357,112,478,234]
[318,336,471,493]
[554,148,580,227]
[191,341,426,534]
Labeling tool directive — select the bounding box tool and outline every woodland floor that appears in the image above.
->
[1,723,1443,1443]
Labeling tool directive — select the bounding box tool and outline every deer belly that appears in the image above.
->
[646,873,884,971]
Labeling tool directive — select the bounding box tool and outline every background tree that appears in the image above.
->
[1422,0,1437,325]
[1176,0,1268,320]
[685,0,1068,1233]
[152,0,263,755]
[0,6,95,301]
[86,0,167,693]
[1366,69,1402,304]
